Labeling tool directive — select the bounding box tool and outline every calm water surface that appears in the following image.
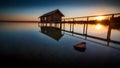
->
[0,22,120,67]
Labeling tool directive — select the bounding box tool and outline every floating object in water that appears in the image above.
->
[74,42,86,52]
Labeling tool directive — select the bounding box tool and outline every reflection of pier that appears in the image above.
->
[38,22,120,45]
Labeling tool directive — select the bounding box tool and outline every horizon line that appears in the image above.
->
[0,20,39,22]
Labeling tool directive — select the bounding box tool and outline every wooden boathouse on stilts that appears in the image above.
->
[38,9,64,23]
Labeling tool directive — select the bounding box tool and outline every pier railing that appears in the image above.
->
[62,13,120,23]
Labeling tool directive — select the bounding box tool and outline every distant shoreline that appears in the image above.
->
[0,21,39,23]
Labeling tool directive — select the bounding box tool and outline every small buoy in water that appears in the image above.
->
[74,42,86,52]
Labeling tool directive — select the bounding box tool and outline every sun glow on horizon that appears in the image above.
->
[96,16,105,21]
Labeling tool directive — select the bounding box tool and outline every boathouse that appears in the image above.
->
[39,9,64,23]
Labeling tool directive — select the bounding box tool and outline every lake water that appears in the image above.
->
[0,22,120,67]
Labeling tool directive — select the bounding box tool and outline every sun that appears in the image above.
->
[96,16,104,21]
[96,24,102,30]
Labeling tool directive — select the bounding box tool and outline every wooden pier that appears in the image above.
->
[38,13,120,46]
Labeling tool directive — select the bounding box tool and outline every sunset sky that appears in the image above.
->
[0,0,120,21]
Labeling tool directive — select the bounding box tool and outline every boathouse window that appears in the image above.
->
[44,17,47,21]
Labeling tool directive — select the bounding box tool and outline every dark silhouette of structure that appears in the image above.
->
[39,9,64,23]
[40,26,63,41]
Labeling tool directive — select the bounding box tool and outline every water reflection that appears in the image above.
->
[40,26,63,41]
[87,24,108,38]
[95,24,102,30]
[0,22,120,67]
[38,22,120,49]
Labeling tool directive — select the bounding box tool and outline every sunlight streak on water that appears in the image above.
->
[95,24,102,30]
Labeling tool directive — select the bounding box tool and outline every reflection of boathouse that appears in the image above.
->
[41,26,63,41]
[39,9,64,23]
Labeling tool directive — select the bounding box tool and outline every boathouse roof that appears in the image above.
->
[39,9,64,17]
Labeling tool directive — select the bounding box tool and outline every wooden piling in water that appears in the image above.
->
[107,14,114,46]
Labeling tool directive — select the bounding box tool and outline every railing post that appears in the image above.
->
[45,22,47,26]
[63,19,65,30]
[60,22,62,29]
[85,17,89,39]
[73,18,74,22]
[72,18,74,33]
[70,22,71,31]
[64,19,65,22]
[83,21,86,35]
[107,14,114,46]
